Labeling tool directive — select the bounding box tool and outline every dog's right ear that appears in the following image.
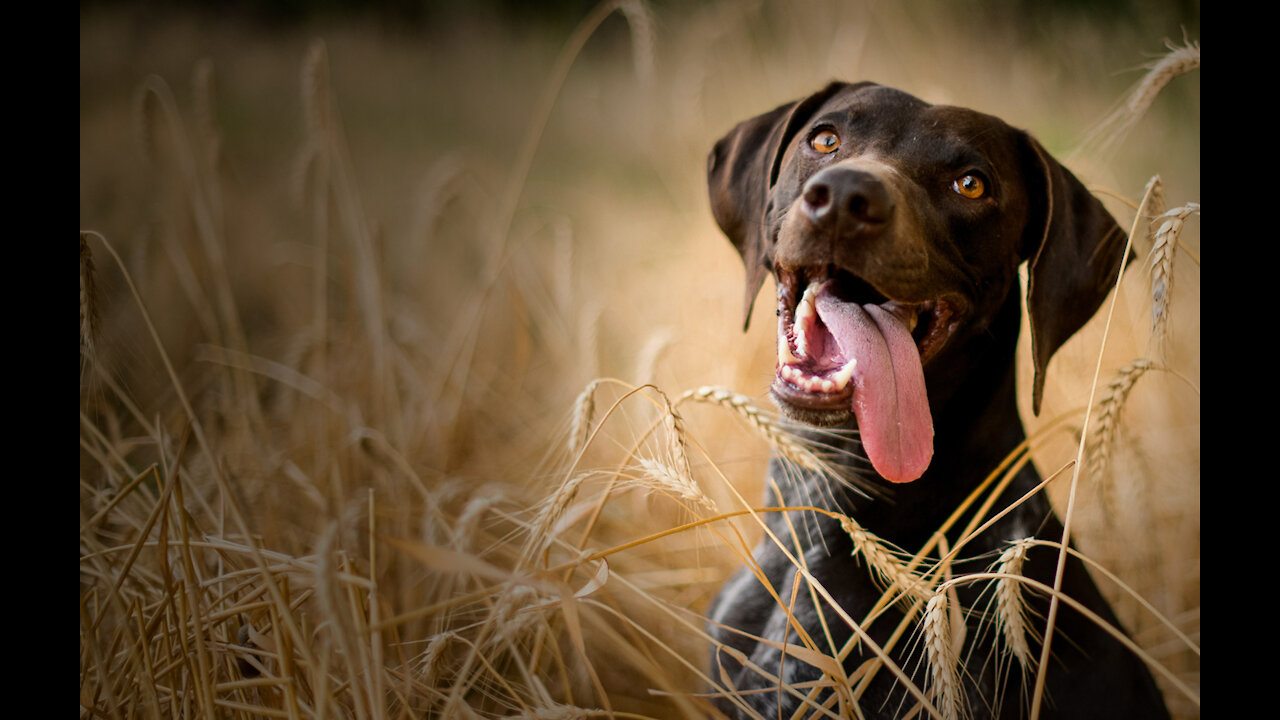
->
[1019,135,1129,416]
[707,81,853,330]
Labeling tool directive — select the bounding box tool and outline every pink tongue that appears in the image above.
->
[814,283,933,483]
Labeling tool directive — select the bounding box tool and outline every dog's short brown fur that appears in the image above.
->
[706,82,1169,719]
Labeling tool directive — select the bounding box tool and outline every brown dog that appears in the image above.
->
[705,82,1168,719]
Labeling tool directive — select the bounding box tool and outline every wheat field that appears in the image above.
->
[80,2,1199,718]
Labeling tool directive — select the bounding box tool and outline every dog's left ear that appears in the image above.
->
[1020,136,1128,416]
[708,81,855,330]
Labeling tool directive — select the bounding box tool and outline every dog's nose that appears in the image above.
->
[800,166,892,230]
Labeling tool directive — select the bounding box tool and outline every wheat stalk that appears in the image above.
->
[293,39,331,207]
[1086,358,1154,486]
[994,538,1036,673]
[1140,175,1166,230]
[80,233,98,367]
[837,515,929,602]
[524,703,604,720]
[419,631,460,684]
[315,523,373,714]
[923,591,961,720]
[634,456,716,512]
[568,380,601,456]
[1084,39,1199,156]
[1148,203,1199,353]
[616,0,656,88]
[1126,41,1200,122]
[527,472,591,566]
[661,395,694,486]
[452,491,501,551]
[487,583,542,650]
[683,386,827,473]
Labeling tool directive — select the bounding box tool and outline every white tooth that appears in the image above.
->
[830,358,857,390]
[800,281,821,309]
[794,319,809,359]
[778,330,800,365]
[820,379,835,393]
[794,282,820,359]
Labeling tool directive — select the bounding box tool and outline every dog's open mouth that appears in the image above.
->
[772,268,956,484]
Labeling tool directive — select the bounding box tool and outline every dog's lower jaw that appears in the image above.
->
[767,385,852,427]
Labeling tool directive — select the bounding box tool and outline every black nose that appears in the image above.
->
[800,166,892,230]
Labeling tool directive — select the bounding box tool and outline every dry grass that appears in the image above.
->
[922,592,961,720]
[1148,203,1201,354]
[993,539,1036,675]
[1086,358,1153,492]
[80,2,1199,718]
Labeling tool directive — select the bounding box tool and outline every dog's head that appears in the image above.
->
[708,82,1125,484]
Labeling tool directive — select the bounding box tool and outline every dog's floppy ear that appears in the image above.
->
[1020,135,1127,416]
[707,81,854,330]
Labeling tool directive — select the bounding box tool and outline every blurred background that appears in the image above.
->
[80,1,1199,717]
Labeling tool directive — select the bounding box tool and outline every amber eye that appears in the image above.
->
[953,174,985,199]
[810,130,840,154]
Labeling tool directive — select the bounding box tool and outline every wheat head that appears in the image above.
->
[634,456,716,513]
[838,515,929,602]
[684,386,827,474]
[1087,358,1154,486]
[994,538,1036,673]
[923,591,962,720]
[1148,203,1199,353]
